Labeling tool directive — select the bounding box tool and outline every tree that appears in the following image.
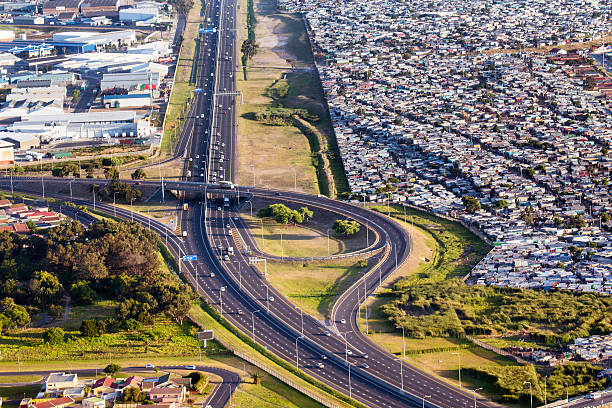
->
[72,89,80,104]
[104,363,121,376]
[521,207,536,226]
[252,373,261,385]
[131,169,146,180]
[70,281,96,305]
[121,386,147,402]
[462,196,481,213]
[601,211,611,224]
[165,290,192,325]
[80,319,105,337]
[31,271,63,307]
[26,220,38,233]
[104,167,119,180]
[333,219,360,236]
[257,204,306,224]
[298,207,313,222]
[0,297,30,328]
[43,327,65,345]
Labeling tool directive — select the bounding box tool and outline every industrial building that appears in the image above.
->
[7,85,66,105]
[1,133,40,150]
[42,0,81,15]
[12,15,44,24]
[0,140,14,165]
[10,111,146,141]
[103,92,151,108]
[81,0,133,17]
[100,71,160,91]
[119,6,158,22]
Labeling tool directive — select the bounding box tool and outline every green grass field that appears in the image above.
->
[264,259,367,321]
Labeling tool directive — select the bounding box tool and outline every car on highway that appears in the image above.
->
[362,353,369,359]
[223,255,229,261]
[361,363,369,369]
[269,296,275,302]
[346,349,353,355]
[226,224,230,228]
[317,363,324,369]
[217,207,222,211]
[228,230,232,236]
[220,286,226,292]
[321,354,327,360]
[185,364,196,370]
[210,273,215,277]
[145,363,155,368]
[340,318,346,324]
[325,331,331,336]
[237,309,243,315]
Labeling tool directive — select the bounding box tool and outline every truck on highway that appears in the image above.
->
[183,203,189,211]
[219,180,234,189]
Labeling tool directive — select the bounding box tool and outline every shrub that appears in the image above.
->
[43,327,65,345]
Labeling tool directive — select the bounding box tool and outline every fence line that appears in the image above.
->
[234,350,342,408]
[464,335,530,365]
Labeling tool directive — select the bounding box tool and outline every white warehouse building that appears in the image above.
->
[119,7,158,22]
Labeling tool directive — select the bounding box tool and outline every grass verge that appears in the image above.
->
[161,1,203,155]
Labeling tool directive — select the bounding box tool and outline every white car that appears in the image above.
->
[145,363,155,368]
[269,296,275,302]
[210,273,215,277]
[340,318,346,324]
[185,365,196,370]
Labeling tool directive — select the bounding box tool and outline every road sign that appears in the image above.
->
[198,330,214,341]
[194,88,202,93]
[182,255,198,261]
[199,27,215,34]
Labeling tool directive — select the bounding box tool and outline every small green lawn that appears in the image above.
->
[232,372,325,408]
[0,384,41,401]
[0,375,42,384]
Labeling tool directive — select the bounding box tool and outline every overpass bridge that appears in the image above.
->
[0,176,252,199]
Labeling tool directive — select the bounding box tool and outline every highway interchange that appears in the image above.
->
[0,0,511,406]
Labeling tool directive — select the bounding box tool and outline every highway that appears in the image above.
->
[0,0,506,406]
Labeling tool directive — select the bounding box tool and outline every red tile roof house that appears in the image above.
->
[148,387,186,403]
[5,203,28,215]
[31,396,75,408]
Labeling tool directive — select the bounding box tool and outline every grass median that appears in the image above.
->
[160,1,202,156]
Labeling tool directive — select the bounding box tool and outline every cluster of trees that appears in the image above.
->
[257,204,313,225]
[94,181,142,203]
[382,279,612,342]
[332,219,360,236]
[462,195,481,213]
[466,363,608,405]
[0,219,194,333]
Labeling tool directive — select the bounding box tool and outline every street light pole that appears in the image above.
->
[394,358,404,391]
[295,336,303,369]
[327,228,331,256]
[113,192,117,217]
[251,310,261,341]
[452,352,462,387]
[523,381,532,408]
[473,388,482,408]
[422,394,431,408]
[564,382,568,402]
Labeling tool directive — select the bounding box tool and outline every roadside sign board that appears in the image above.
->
[182,255,198,261]
[198,330,214,341]
[194,88,202,93]
[199,28,215,33]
